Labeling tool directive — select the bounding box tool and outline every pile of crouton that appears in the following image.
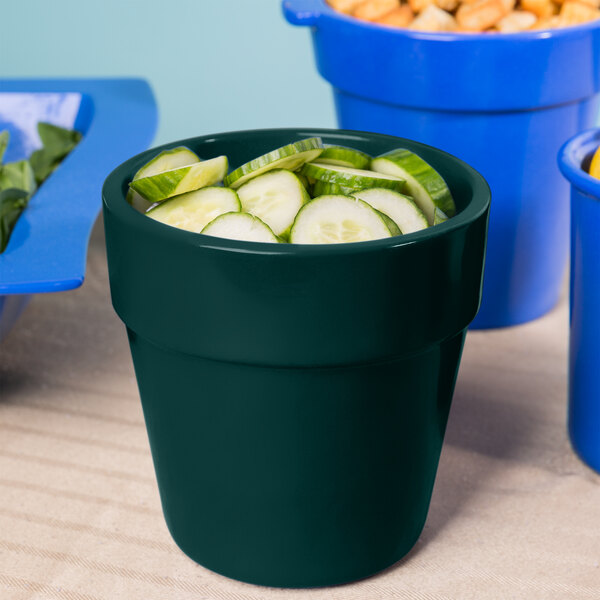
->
[328,0,600,33]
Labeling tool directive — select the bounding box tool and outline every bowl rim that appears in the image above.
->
[300,0,600,42]
[102,127,491,257]
[558,128,600,200]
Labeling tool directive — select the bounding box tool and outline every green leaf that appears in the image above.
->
[0,160,37,196]
[0,188,29,253]
[37,122,81,161]
[29,148,60,185]
[0,130,8,164]
[31,122,81,185]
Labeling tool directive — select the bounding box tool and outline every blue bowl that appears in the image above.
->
[558,128,600,473]
[283,0,600,328]
[0,79,157,341]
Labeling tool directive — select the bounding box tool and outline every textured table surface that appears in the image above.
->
[1,219,599,600]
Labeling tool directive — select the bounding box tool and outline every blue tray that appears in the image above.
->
[0,78,157,339]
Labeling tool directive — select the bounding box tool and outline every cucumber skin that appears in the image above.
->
[224,138,324,189]
[371,149,455,220]
[375,210,402,236]
[129,156,228,202]
[318,145,371,170]
[433,207,449,225]
[311,180,359,198]
[130,165,192,201]
[133,146,200,180]
[300,162,405,193]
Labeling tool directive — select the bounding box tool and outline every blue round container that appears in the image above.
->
[283,0,600,328]
[559,128,600,474]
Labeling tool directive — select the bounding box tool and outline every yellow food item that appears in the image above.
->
[327,0,600,30]
[521,0,557,18]
[353,0,400,20]
[496,9,538,30]
[328,0,365,11]
[435,0,461,11]
[411,4,458,28]
[409,0,435,12]
[589,146,600,180]
[456,0,511,30]
[377,5,416,25]
[558,0,600,25]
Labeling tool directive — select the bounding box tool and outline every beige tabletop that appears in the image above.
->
[1,219,599,600]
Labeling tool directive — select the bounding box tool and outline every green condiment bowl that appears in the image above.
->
[102,128,490,588]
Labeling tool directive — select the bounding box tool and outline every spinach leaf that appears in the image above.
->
[30,122,82,185]
[0,188,29,252]
[0,160,37,196]
[0,123,80,253]
[37,121,82,155]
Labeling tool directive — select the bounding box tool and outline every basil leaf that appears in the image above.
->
[0,188,29,252]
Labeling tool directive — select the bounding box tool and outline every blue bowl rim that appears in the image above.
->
[558,128,600,200]
[102,127,491,257]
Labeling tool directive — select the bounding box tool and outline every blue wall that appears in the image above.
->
[1,0,336,145]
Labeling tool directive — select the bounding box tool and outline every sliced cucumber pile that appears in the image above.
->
[201,212,279,243]
[371,149,455,225]
[147,186,240,233]
[290,195,392,244]
[224,137,323,189]
[128,146,201,213]
[129,138,456,245]
[301,162,405,193]
[237,169,309,238]
[129,155,228,203]
[318,145,371,169]
[351,188,428,235]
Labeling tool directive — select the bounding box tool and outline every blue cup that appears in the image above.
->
[283,0,600,328]
[559,129,600,474]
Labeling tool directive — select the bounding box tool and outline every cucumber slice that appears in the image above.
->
[371,149,455,225]
[133,146,201,179]
[236,169,309,238]
[146,186,240,233]
[127,191,154,213]
[300,162,405,193]
[129,155,228,203]
[289,195,392,245]
[374,210,401,236]
[296,172,311,192]
[318,145,371,169]
[224,138,324,189]
[433,207,449,225]
[127,146,201,213]
[201,212,279,243]
[311,179,358,197]
[351,188,428,235]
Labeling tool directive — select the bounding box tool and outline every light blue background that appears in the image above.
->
[1,0,335,145]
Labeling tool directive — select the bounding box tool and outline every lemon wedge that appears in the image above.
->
[589,146,600,180]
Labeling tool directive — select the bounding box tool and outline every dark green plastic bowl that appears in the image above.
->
[102,128,490,588]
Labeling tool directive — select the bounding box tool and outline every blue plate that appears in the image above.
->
[0,78,157,340]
